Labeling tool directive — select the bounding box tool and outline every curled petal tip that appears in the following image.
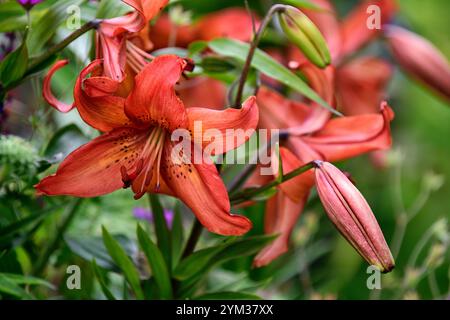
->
[42,60,75,113]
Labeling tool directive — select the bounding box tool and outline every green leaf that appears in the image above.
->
[0,273,32,299]
[44,124,89,159]
[92,260,116,300]
[0,32,28,87]
[173,244,227,281]
[208,38,339,115]
[0,2,27,33]
[188,40,208,57]
[170,207,184,270]
[1,273,54,289]
[101,227,144,300]
[195,291,262,300]
[96,0,128,19]
[137,225,172,299]
[28,0,84,54]
[66,234,136,271]
[149,195,171,268]
[174,235,276,281]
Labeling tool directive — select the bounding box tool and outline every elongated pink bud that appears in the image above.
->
[313,160,395,273]
[384,25,450,101]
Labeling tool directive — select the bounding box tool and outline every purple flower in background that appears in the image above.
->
[133,207,174,228]
[17,0,43,10]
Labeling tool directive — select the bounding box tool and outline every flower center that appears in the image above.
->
[121,126,166,199]
[126,41,154,74]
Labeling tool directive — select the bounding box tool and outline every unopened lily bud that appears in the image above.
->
[313,160,395,273]
[279,7,331,68]
[384,25,450,101]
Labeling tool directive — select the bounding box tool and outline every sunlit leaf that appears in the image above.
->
[208,38,338,115]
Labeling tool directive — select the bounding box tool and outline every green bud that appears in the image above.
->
[279,7,331,68]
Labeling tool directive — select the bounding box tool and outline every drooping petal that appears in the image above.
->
[161,140,252,236]
[35,127,148,197]
[385,25,450,101]
[125,55,189,131]
[340,0,398,59]
[141,0,168,22]
[195,8,259,42]
[336,57,392,115]
[187,96,259,155]
[314,161,395,272]
[42,60,74,113]
[74,60,130,132]
[302,102,394,162]
[96,33,127,81]
[254,191,307,267]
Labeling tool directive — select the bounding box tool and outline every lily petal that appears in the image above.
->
[42,60,74,113]
[125,55,189,131]
[302,102,394,161]
[74,60,130,132]
[187,96,259,155]
[162,141,252,236]
[254,191,307,267]
[35,127,148,197]
[336,57,392,115]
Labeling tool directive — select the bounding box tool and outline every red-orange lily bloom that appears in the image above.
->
[43,0,168,113]
[36,55,259,236]
[250,63,394,266]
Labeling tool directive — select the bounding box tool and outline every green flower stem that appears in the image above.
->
[233,4,288,107]
[32,198,84,276]
[230,162,314,205]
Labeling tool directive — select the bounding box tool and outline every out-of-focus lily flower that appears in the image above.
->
[336,57,392,115]
[384,25,450,101]
[251,63,394,266]
[151,7,259,49]
[279,7,331,68]
[36,55,259,236]
[339,0,398,59]
[17,0,43,10]
[313,160,395,272]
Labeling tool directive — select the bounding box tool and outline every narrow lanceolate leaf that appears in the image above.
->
[149,195,171,268]
[137,225,172,299]
[101,227,144,300]
[208,38,338,115]
[0,33,28,87]
[1,273,54,289]
[170,207,184,270]
[0,273,32,299]
[92,260,116,300]
[195,291,262,300]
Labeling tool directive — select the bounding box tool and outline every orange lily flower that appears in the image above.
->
[36,55,259,236]
[43,0,168,113]
[250,64,394,266]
